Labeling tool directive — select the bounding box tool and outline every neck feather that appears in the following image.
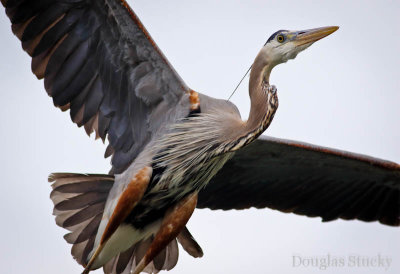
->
[223,49,278,152]
[247,50,272,129]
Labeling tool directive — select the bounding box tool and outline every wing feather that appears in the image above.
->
[2,0,190,174]
[199,136,400,226]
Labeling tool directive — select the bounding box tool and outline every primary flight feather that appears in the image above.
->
[2,1,399,273]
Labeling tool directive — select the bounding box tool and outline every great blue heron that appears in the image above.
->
[2,1,399,274]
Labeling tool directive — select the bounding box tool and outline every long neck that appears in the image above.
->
[222,50,278,152]
[247,50,273,130]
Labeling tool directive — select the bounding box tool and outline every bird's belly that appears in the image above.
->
[99,152,234,267]
[91,221,162,269]
[125,152,234,229]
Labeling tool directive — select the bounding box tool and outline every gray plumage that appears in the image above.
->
[2,0,399,273]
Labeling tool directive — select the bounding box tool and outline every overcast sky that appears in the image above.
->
[0,0,399,273]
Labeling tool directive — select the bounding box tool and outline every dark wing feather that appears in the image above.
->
[2,0,189,174]
[198,136,400,226]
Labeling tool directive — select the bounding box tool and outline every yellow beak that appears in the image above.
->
[294,26,339,46]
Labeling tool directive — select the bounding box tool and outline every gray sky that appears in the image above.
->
[0,0,399,273]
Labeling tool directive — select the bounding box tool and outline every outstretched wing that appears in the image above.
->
[198,135,400,226]
[2,0,189,174]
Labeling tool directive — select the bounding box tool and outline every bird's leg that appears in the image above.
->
[82,166,152,274]
[132,192,198,274]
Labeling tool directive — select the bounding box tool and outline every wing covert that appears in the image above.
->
[198,135,400,226]
[3,0,189,174]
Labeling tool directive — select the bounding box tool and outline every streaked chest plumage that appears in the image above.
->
[125,112,235,228]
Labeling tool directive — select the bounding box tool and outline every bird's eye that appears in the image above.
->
[277,35,285,43]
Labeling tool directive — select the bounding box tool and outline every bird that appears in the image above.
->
[1,0,399,274]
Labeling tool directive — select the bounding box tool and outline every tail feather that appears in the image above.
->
[63,202,105,227]
[49,173,115,266]
[49,173,203,272]
[55,192,109,211]
[64,214,102,244]
[163,238,179,270]
[116,245,136,273]
[103,237,179,274]
[177,226,203,258]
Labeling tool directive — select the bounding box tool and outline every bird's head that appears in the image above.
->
[261,26,339,66]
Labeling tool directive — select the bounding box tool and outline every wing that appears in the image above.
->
[2,0,189,174]
[198,135,400,226]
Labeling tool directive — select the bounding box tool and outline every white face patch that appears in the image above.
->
[262,34,312,66]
